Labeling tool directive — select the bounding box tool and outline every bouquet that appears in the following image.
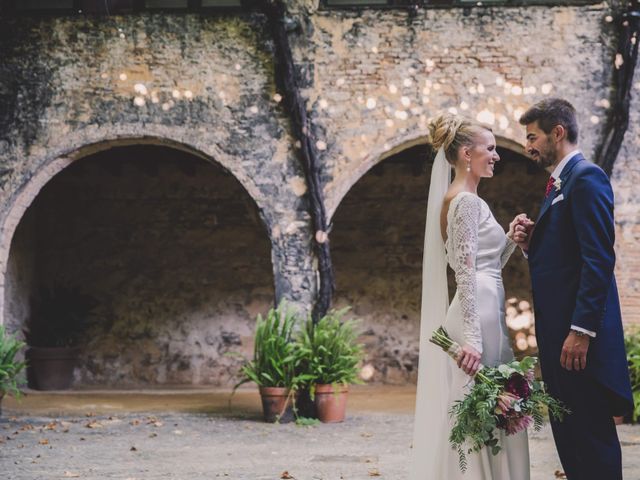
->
[430,326,569,472]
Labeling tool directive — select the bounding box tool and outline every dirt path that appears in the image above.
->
[1,388,638,480]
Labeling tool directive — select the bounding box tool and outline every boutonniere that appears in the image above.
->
[553,178,562,192]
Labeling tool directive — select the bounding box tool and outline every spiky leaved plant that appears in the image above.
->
[0,325,26,399]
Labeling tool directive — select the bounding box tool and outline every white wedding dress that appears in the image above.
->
[409,146,530,480]
[440,192,530,479]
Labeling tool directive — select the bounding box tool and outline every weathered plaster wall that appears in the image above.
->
[0,2,637,386]
[611,60,640,326]
[300,6,615,216]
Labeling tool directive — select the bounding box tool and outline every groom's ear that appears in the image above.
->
[552,124,567,143]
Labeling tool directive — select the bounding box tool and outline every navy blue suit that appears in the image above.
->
[528,153,633,479]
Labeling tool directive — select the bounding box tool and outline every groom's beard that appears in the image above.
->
[530,139,556,169]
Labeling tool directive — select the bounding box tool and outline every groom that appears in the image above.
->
[513,98,633,479]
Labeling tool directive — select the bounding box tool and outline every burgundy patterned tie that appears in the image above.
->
[545,176,555,198]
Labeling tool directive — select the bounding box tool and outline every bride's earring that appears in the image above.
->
[466,161,471,172]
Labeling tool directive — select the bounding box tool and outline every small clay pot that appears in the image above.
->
[26,346,80,390]
[314,383,349,423]
[259,386,296,423]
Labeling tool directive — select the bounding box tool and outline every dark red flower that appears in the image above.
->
[505,372,531,400]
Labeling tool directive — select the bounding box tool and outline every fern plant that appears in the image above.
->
[0,325,27,398]
[295,308,364,390]
[235,302,305,390]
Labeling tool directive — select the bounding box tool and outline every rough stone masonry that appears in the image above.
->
[0,1,638,386]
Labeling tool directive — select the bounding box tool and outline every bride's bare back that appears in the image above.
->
[440,188,474,242]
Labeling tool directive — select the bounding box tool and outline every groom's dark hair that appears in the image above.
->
[519,98,579,144]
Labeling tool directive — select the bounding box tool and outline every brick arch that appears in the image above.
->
[325,133,527,221]
[0,130,271,327]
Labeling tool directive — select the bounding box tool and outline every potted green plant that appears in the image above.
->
[0,324,27,415]
[24,285,97,390]
[623,327,640,424]
[296,307,364,423]
[234,302,308,423]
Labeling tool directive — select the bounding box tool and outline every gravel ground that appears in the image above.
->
[1,410,639,480]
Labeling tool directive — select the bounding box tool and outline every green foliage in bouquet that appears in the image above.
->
[296,308,364,391]
[0,325,27,398]
[448,356,569,472]
[624,327,640,423]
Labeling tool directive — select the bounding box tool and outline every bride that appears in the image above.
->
[410,115,530,479]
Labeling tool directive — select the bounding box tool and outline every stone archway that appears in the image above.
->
[3,140,275,387]
[329,140,546,384]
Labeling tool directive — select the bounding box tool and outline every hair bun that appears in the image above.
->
[428,114,463,152]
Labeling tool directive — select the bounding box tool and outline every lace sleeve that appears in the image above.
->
[500,236,517,268]
[449,194,482,353]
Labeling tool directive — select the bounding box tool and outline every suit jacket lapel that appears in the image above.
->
[531,153,584,244]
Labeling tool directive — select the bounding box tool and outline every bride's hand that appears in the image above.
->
[508,213,531,240]
[457,344,482,376]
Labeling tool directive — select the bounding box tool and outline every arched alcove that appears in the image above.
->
[5,144,274,387]
[330,143,546,384]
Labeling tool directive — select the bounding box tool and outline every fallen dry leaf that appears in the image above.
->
[554,471,567,479]
[144,417,163,427]
[38,439,49,445]
[368,468,381,476]
[85,421,103,429]
[149,433,157,438]
[44,422,57,431]
[130,419,141,426]
[63,471,80,478]
[280,472,295,479]
[361,432,374,438]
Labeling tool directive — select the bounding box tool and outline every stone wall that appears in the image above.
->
[611,60,640,325]
[0,2,637,386]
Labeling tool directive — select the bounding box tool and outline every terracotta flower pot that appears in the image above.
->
[259,386,296,423]
[314,383,349,423]
[26,346,80,390]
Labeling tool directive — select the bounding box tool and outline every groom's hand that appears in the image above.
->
[560,331,590,371]
[509,214,534,251]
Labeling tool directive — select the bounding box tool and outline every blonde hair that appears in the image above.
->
[428,114,491,165]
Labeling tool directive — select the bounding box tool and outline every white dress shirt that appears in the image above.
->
[550,149,581,180]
